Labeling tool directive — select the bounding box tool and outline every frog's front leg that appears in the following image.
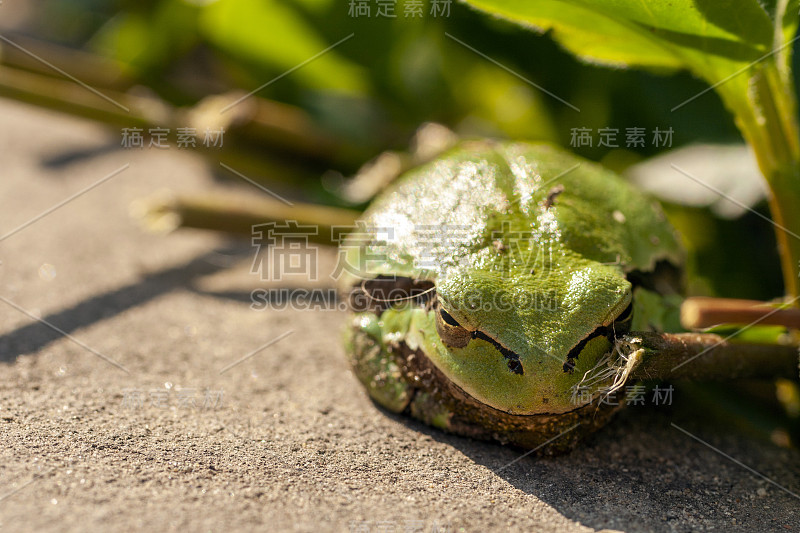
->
[344,311,453,430]
[344,312,413,413]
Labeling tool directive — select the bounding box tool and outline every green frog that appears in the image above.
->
[340,140,683,454]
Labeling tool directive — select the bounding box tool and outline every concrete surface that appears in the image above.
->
[0,99,798,532]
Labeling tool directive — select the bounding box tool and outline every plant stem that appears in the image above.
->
[624,332,798,381]
[136,190,360,246]
[722,60,800,302]
[680,296,800,330]
[0,63,363,170]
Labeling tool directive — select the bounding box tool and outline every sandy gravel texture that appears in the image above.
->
[0,99,799,533]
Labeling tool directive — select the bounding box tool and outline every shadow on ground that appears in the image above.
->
[0,245,248,362]
[388,396,800,532]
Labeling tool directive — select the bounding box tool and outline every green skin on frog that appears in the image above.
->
[340,141,684,452]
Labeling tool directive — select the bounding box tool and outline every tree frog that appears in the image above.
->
[340,140,684,453]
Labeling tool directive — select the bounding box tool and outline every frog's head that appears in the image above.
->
[425,262,633,415]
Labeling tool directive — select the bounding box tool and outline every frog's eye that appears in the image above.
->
[434,299,526,375]
[435,303,471,348]
[439,308,461,327]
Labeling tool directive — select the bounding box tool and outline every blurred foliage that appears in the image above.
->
[28,0,744,151]
[9,0,792,301]
[665,204,784,302]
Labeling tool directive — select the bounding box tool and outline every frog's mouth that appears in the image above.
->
[348,275,635,377]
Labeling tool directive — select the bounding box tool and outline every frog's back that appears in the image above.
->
[341,140,682,287]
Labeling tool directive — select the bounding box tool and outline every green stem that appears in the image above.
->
[136,191,360,246]
[721,60,800,302]
[625,332,799,381]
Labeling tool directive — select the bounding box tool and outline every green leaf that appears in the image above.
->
[198,0,368,95]
[460,0,798,92]
[90,0,200,74]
